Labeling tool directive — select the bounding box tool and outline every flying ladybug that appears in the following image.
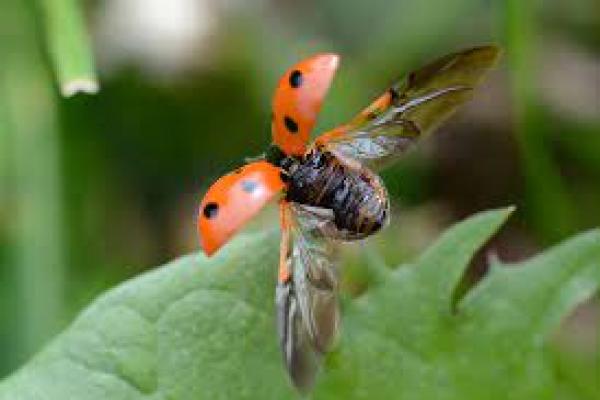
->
[197,45,500,391]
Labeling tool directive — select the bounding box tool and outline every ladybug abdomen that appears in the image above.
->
[285,149,388,238]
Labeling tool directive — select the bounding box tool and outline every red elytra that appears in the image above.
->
[198,53,339,256]
[197,161,284,256]
[271,53,339,157]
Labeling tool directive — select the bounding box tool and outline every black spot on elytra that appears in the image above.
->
[203,202,219,219]
[289,70,303,88]
[279,171,290,183]
[284,116,298,133]
[241,180,258,193]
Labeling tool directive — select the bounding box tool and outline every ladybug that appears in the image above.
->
[198,46,500,391]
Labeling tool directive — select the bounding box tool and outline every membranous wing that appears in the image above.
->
[316,46,500,170]
[276,201,340,391]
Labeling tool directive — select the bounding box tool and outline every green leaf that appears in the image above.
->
[0,231,296,399]
[1,208,599,399]
[315,208,600,399]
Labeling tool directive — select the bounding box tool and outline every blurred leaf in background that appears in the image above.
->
[1,0,69,372]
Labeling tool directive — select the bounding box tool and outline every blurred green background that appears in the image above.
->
[0,0,598,381]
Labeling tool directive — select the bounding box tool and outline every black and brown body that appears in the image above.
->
[280,145,389,238]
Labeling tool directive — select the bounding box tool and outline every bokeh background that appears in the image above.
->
[0,0,598,385]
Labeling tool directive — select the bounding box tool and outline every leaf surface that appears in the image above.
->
[1,209,599,400]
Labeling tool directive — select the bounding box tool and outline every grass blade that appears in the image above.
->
[503,0,575,242]
[37,0,99,96]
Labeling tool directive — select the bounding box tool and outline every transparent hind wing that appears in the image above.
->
[276,201,340,391]
[316,46,500,171]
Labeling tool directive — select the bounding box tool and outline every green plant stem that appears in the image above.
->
[37,0,99,96]
[504,0,576,242]
[1,0,66,365]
